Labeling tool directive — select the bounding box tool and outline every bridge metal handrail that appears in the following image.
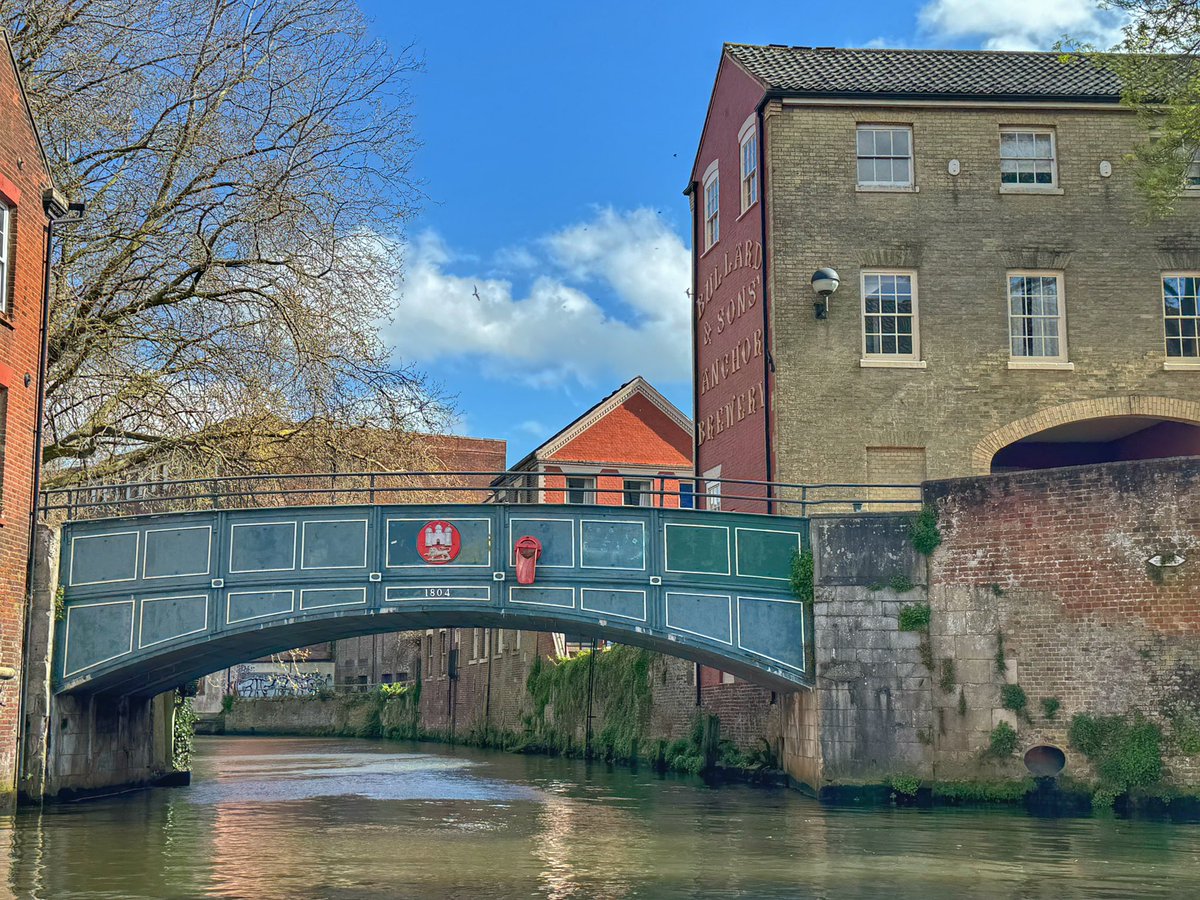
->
[38,469,923,520]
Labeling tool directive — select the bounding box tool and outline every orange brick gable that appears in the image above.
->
[549,393,691,467]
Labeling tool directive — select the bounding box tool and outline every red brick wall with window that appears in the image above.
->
[0,37,53,798]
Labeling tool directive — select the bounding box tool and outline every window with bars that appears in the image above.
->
[703,168,719,250]
[740,129,758,211]
[0,204,10,316]
[1008,273,1067,361]
[856,126,912,187]
[622,478,651,507]
[565,475,595,505]
[862,272,918,359]
[1163,275,1200,359]
[1000,129,1057,187]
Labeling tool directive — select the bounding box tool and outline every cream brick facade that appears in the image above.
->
[764,99,1200,483]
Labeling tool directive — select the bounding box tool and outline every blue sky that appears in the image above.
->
[360,0,1124,464]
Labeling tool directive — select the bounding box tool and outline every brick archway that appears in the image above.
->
[971,396,1200,474]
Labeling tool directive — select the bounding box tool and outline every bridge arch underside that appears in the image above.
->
[975,397,1200,474]
[54,503,812,697]
[60,604,809,698]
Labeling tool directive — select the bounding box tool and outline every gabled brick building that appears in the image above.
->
[0,30,57,802]
[688,45,1200,510]
[493,375,693,508]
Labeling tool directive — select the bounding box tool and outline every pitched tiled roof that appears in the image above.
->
[725,44,1124,101]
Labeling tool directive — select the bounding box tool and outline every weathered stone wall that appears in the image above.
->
[225,696,380,736]
[785,458,1200,793]
[925,457,1200,785]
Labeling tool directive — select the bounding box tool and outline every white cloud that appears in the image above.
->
[918,0,1127,51]
[382,208,691,389]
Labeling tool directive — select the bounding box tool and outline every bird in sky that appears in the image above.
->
[472,284,481,301]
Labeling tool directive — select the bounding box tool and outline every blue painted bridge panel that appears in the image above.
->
[55,504,811,694]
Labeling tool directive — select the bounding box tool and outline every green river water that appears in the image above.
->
[3,736,1200,898]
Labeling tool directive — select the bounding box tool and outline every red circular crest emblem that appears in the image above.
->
[417,520,461,565]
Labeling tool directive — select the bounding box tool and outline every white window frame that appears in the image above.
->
[856,124,914,190]
[999,127,1059,192]
[702,160,720,252]
[860,270,924,368]
[0,203,10,316]
[1187,150,1200,192]
[622,478,651,507]
[1007,271,1072,369]
[565,475,596,505]
[702,465,722,511]
[1163,272,1200,368]
[739,118,758,213]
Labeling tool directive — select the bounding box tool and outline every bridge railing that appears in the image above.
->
[38,470,923,521]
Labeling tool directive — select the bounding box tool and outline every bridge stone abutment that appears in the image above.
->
[20,525,175,803]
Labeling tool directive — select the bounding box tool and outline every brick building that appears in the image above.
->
[390,378,779,744]
[0,31,58,802]
[687,45,1200,509]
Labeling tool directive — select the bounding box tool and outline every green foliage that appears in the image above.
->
[525,645,653,762]
[375,681,412,698]
[938,658,956,694]
[889,774,921,797]
[1000,684,1028,717]
[958,689,968,717]
[909,503,943,555]
[988,721,1018,758]
[220,694,235,714]
[994,632,1007,676]
[988,583,1005,597]
[1068,712,1163,805]
[917,725,934,746]
[54,586,66,622]
[889,574,915,593]
[1169,710,1200,755]
[1063,3,1200,217]
[918,637,935,672]
[932,779,1034,803]
[898,603,931,632]
[1041,697,1061,722]
[790,549,814,605]
[172,691,198,771]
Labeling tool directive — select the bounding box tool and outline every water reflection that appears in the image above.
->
[2,736,1199,899]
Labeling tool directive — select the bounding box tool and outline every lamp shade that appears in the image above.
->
[811,267,840,296]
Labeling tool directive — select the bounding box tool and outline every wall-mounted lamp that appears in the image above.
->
[811,267,840,320]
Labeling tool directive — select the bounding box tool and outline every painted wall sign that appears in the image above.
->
[417,521,461,565]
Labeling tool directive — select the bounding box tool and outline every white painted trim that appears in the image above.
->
[62,599,136,677]
[508,517,576,568]
[385,517,493,568]
[142,525,212,580]
[664,591,734,646]
[228,521,297,573]
[737,113,756,143]
[1163,360,1200,370]
[579,518,647,571]
[509,586,575,609]
[138,593,210,649]
[299,586,368,611]
[226,589,295,625]
[859,358,928,368]
[384,585,491,603]
[999,126,1059,190]
[734,527,802,581]
[1007,270,1069,365]
[68,530,139,587]
[581,587,648,622]
[861,269,921,363]
[530,377,692,461]
[736,595,806,672]
[663,523,731,576]
[300,518,369,570]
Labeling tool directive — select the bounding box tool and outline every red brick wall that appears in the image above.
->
[690,56,770,511]
[0,39,52,797]
[927,459,1200,635]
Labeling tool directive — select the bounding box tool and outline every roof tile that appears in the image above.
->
[726,44,1123,100]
